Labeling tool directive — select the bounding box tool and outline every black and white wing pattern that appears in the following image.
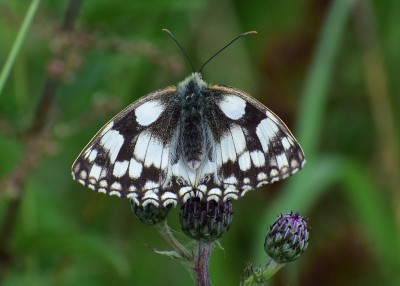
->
[72,73,305,207]
[193,83,305,202]
[72,86,185,207]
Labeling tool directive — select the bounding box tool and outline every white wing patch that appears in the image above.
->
[220,132,237,163]
[144,136,164,168]
[276,153,289,169]
[88,149,98,162]
[100,129,124,163]
[135,100,165,126]
[250,150,265,167]
[89,164,102,180]
[134,131,151,161]
[238,151,251,171]
[230,125,247,154]
[113,160,129,178]
[129,158,143,179]
[217,95,246,120]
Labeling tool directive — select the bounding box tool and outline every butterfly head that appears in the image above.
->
[177,72,207,95]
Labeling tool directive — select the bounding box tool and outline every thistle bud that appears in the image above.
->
[264,212,309,263]
[179,198,233,242]
[131,200,171,225]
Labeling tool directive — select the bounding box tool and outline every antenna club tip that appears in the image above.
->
[244,30,258,36]
[162,28,171,34]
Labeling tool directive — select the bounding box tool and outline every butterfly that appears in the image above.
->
[71,31,305,208]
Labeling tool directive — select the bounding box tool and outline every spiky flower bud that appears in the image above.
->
[264,212,309,263]
[131,200,171,225]
[179,198,233,242]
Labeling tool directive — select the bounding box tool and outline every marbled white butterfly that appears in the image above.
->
[71,30,305,207]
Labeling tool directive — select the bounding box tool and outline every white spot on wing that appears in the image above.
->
[281,137,291,150]
[144,181,159,190]
[143,190,159,200]
[256,118,279,152]
[230,125,246,154]
[134,132,152,161]
[100,129,124,163]
[257,172,267,181]
[250,150,266,167]
[224,185,238,194]
[135,100,165,126]
[161,192,177,201]
[100,168,108,178]
[217,95,246,120]
[238,151,251,171]
[224,176,237,185]
[256,120,270,152]
[111,182,121,190]
[266,118,279,133]
[99,180,108,188]
[276,153,289,169]
[207,195,219,202]
[144,136,163,167]
[179,186,193,197]
[220,133,237,163]
[79,170,87,179]
[270,169,279,177]
[129,158,143,179]
[197,184,207,193]
[109,191,121,197]
[142,199,159,207]
[89,164,102,180]
[113,160,129,178]
[88,149,98,162]
[208,188,222,196]
[291,159,299,168]
[127,193,139,205]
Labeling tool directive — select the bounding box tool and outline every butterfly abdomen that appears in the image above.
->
[181,113,206,170]
[177,74,211,170]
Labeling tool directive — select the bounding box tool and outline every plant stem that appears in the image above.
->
[242,259,284,286]
[0,0,82,283]
[193,242,212,286]
[155,220,193,261]
[0,0,41,97]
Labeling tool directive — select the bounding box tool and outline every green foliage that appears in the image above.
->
[1,0,399,285]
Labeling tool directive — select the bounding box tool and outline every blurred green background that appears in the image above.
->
[1,0,399,285]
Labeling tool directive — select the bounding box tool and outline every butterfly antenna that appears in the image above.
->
[199,31,257,74]
[162,29,195,73]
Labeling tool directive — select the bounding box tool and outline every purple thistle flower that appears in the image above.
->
[179,198,233,242]
[131,200,171,225]
[264,212,309,263]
